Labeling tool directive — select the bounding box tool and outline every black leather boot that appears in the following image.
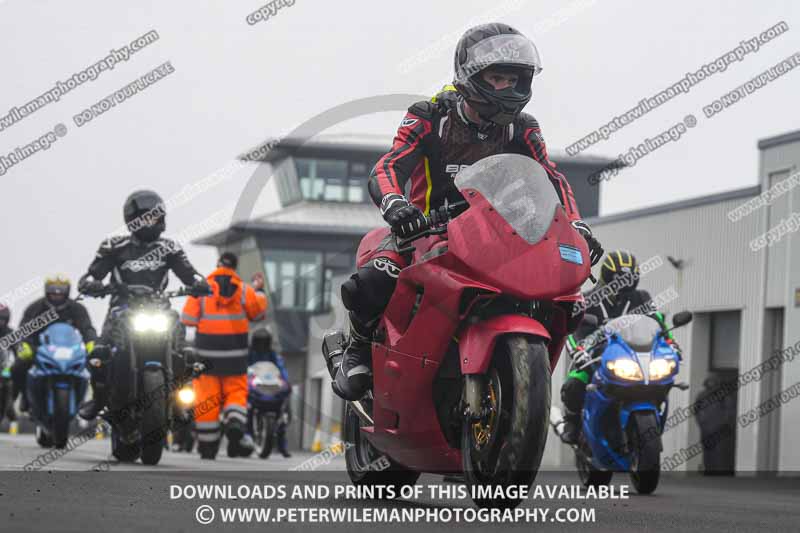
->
[560,409,581,445]
[332,313,374,401]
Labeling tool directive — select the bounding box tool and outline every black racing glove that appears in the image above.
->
[571,220,603,266]
[380,193,427,239]
[78,278,105,297]
[188,279,212,297]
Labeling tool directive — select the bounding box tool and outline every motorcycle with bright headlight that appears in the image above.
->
[27,323,90,448]
[171,381,196,452]
[86,283,198,464]
[557,311,692,494]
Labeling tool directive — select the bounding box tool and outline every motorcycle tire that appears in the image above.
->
[462,335,551,509]
[344,402,420,495]
[52,387,71,449]
[258,413,274,459]
[627,411,661,494]
[140,370,167,465]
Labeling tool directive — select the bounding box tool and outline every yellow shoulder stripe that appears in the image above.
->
[431,84,457,103]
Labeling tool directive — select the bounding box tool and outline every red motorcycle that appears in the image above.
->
[323,154,591,508]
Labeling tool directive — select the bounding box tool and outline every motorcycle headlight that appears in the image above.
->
[649,359,677,380]
[177,386,195,406]
[132,312,170,333]
[606,359,644,381]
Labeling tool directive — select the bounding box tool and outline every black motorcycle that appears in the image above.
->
[86,284,203,465]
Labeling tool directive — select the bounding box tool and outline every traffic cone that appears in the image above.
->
[9,421,18,435]
[311,423,323,453]
[327,422,342,454]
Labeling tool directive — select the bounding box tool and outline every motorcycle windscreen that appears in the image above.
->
[603,315,661,352]
[454,153,559,246]
[249,361,282,382]
[41,323,83,347]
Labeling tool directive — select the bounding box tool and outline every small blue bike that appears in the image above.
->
[557,311,692,494]
[27,323,90,448]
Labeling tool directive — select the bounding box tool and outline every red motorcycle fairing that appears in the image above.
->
[355,156,591,473]
[459,315,550,375]
[445,190,589,301]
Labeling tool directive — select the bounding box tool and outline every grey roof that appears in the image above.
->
[249,200,383,234]
[240,132,624,167]
[587,185,762,226]
[757,128,800,150]
[194,201,383,245]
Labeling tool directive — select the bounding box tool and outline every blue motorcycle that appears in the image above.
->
[559,311,692,494]
[27,323,90,448]
[248,361,290,459]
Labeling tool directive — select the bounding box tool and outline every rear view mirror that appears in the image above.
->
[672,311,693,329]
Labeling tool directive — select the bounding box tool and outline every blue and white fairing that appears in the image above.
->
[582,315,681,470]
[27,323,89,420]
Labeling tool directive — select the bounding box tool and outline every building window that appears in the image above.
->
[296,157,368,203]
[264,250,325,311]
[709,311,741,371]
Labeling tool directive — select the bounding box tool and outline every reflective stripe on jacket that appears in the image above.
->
[181,266,267,375]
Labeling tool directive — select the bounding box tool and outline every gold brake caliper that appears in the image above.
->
[471,379,497,449]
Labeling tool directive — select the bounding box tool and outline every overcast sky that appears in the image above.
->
[1,0,798,325]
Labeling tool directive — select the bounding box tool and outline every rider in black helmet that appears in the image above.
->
[77,190,210,420]
[332,23,604,401]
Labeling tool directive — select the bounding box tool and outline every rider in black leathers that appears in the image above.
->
[560,250,668,445]
[77,190,209,420]
[332,23,604,401]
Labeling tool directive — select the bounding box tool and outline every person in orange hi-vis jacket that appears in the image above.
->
[181,252,267,459]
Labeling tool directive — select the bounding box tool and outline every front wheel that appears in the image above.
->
[462,335,551,509]
[627,412,661,494]
[257,412,275,459]
[52,387,71,449]
[344,402,420,495]
[140,370,167,465]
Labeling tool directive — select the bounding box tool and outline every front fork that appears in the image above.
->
[463,374,485,421]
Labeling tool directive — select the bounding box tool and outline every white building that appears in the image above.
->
[545,128,800,473]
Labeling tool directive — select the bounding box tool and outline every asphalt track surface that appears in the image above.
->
[0,434,798,532]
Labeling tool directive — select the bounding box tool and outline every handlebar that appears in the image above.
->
[80,283,201,300]
[395,201,468,252]
[394,201,598,287]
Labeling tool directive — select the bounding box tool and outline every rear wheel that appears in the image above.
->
[627,412,661,494]
[140,370,167,465]
[52,387,71,449]
[462,335,551,509]
[344,401,420,495]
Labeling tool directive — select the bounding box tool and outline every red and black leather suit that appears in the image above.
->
[342,89,583,324]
